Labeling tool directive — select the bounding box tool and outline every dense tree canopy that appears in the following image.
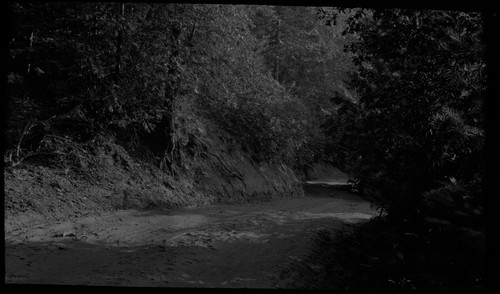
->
[6,3,357,173]
[6,4,486,222]
[324,8,486,220]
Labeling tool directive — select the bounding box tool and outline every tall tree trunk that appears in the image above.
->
[114,3,125,82]
[274,19,280,81]
[27,31,34,73]
[160,98,176,175]
[160,22,182,175]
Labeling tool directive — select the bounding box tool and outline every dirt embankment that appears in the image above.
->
[4,121,303,233]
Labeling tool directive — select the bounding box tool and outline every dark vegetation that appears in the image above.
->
[4,3,489,290]
[5,3,353,174]
[319,8,488,290]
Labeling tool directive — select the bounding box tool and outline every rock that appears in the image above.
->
[63,231,76,237]
[53,231,76,238]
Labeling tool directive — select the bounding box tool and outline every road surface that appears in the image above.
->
[5,181,376,288]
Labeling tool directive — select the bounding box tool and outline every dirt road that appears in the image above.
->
[5,182,377,288]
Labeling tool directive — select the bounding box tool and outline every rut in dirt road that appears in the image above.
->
[5,183,377,288]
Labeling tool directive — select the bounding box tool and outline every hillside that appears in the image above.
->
[4,116,303,233]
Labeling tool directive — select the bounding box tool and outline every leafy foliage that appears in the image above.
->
[190,5,312,163]
[6,3,354,171]
[247,6,358,169]
[326,9,486,219]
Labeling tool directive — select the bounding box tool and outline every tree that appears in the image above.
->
[6,3,200,170]
[189,5,311,163]
[5,3,319,171]
[334,9,486,219]
[247,6,358,171]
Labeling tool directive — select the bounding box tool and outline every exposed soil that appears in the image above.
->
[4,130,303,234]
[5,183,377,288]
